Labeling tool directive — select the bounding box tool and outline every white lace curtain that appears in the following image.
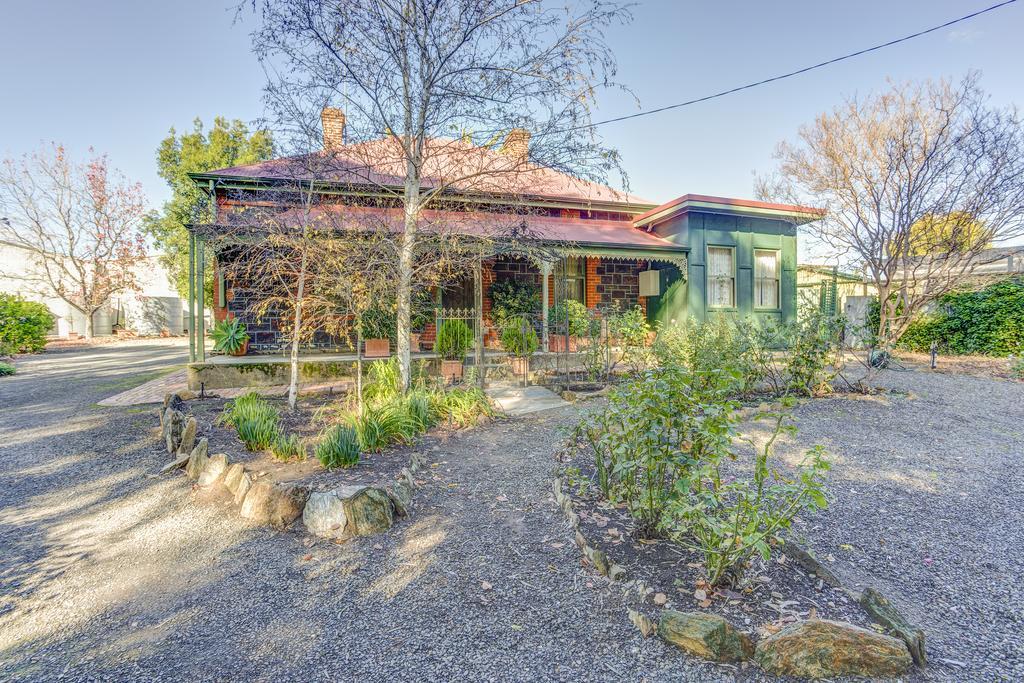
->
[707,247,734,307]
[755,250,779,309]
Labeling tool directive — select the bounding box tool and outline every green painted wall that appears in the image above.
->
[647,211,798,325]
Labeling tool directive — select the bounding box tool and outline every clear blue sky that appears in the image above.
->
[1,1,1021,231]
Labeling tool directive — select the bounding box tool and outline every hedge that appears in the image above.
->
[0,295,54,355]
[896,278,1024,356]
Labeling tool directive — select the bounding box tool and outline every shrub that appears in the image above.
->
[210,317,249,355]
[361,306,397,340]
[0,362,15,376]
[897,278,1024,356]
[0,295,53,355]
[435,319,473,360]
[500,322,539,357]
[488,279,540,329]
[218,392,280,451]
[664,404,830,586]
[549,299,592,337]
[607,305,653,373]
[316,424,361,469]
[271,433,305,461]
[577,369,830,586]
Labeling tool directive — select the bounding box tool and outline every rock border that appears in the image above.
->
[157,391,428,539]
[551,470,924,677]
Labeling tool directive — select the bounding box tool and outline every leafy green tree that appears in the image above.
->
[145,118,274,297]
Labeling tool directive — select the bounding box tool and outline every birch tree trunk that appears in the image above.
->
[287,245,308,411]
[396,169,421,392]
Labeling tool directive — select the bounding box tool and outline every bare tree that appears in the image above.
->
[0,144,147,338]
[241,0,633,390]
[758,75,1024,352]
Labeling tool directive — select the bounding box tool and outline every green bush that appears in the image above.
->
[663,403,830,586]
[363,357,401,403]
[500,323,539,357]
[218,392,280,451]
[271,433,305,461]
[1012,356,1024,379]
[361,306,397,340]
[577,368,830,586]
[316,424,361,469]
[896,278,1024,356]
[0,295,53,355]
[0,361,15,377]
[549,299,592,337]
[435,319,473,360]
[488,279,540,329]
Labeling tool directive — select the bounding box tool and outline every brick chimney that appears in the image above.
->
[500,128,530,165]
[321,107,346,151]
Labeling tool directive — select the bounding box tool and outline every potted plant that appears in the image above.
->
[436,319,473,381]
[501,321,539,376]
[548,300,591,352]
[211,316,250,356]
[360,306,395,358]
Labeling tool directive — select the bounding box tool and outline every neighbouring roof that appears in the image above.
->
[194,137,655,209]
[634,194,823,228]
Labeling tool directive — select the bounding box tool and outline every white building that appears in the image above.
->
[0,243,188,337]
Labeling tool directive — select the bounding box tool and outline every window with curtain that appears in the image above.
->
[754,250,780,309]
[707,247,734,308]
[561,256,586,304]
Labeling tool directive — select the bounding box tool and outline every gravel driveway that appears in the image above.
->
[1,344,1021,681]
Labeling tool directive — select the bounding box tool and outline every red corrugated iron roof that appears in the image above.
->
[203,137,655,207]
[217,203,681,250]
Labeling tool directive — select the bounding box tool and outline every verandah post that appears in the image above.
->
[541,260,551,352]
[187,232,196,363]
[474,256,484,388]
[196,236,206,363]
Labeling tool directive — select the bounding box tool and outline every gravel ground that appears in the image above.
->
[0,342,730,682]
[780,365,1024,681]
[2,343,1021,682]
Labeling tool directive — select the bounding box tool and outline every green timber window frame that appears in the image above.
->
[706,245,736,309]
[753,248,781,310]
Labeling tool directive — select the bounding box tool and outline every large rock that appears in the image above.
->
[184,438,209,481]
[176,417,197,457]
[860,587,926,666]
[163,409,184,453]
[657,611,753,663]
[755,619,912,679]
[223,463,246,496]
[232,470,253,506]
[303,485,395,539]
[386,479,414,517]
[197,453,229,488]
[240,481,310,529]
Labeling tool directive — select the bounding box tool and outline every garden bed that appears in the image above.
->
[558,406,871,639]
[185,395,416,492]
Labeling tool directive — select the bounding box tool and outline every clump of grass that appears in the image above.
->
[271,432,305,461]
[0,362,15,377]
[218,392,280,451]
[346,400,419,452]
[315,424,361,469]
[432,386,493,428]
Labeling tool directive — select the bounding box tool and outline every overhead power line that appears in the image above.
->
[561,0,1018,134]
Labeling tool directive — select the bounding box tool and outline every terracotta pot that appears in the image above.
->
[230,338,250,357]
[549,336,579,353]
[509,356,529,376]
[410,333,422,353]
[364,338,390,358]
[441,359,464,382]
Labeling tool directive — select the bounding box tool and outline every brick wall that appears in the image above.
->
[593,259,648,313]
